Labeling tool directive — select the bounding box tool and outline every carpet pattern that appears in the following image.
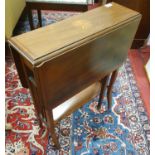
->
[5,58,72,155]
[71,59,150,155]
[6,11,150,155]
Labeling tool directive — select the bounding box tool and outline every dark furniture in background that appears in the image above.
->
[26,0,92,30]
[106,0,150,48]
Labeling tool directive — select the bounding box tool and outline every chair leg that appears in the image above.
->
[37,9,42,27]
[97,75,109,110]
[27,7,34,30]
[107,69,118,110]
[45,109,60,149]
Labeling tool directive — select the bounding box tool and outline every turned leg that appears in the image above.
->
[97,75,109,110]
[45,109,60,149]
[37,9,42,27]
[107,69,118,110]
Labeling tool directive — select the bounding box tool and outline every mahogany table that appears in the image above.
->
[8,3,141,148]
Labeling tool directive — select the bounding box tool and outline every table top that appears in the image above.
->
[26,0,91,5]
[9,2,140,65]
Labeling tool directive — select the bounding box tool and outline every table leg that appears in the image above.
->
[27,7,34,30]
[10,46,28,88]
[97,75,109,110]
[45,109,60,149]
[37,9,42,27]
[107,69,118,110]
[10,46,43,127]
[28,79,44,128]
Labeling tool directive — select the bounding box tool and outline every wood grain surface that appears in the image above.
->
[9,2,141,65]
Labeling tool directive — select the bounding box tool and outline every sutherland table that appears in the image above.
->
[8,2,141,148]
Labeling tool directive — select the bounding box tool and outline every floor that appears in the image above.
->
[128,46,150,118]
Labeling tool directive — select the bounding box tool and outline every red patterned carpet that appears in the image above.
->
[5,56,150,154]
[128,48,150,117]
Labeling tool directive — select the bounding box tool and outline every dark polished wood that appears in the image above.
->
[27,7,35,30]
[107,0,150,48]
[10,47,29,88]
[97,75,109,110]
[8,3,141,148]
[45,108,60,148]
[107,69,118,109]
[37,9,42,27]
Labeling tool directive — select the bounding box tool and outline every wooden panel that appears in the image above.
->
[9,3,140,64]
[37,18,140,109]
[26,2,88,11]
[10,46,29,88]
[53,82,101,122]
[107,0,150,48]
